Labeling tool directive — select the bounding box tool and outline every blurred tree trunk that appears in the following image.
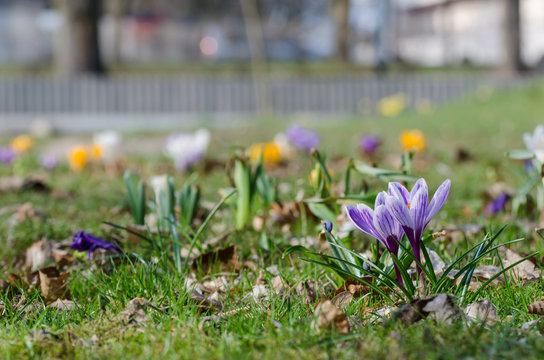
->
[503,0,523,74]
[110,0,129,67]
[54,0,106,76]
[240,0,272,115]
[331,0,350,62]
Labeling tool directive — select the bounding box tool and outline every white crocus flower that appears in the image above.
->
[149,174,170,221]
[523,125,544,163]
[164,129,211,171]
[273,133,296,160]
[93,130,122,164]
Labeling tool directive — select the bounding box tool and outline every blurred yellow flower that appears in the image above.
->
[68,146,88,171]
[378,93,406,117]
[11,135,34,153]
[400,129,426,152]
[249,142,281,164]
[91,144,103,160]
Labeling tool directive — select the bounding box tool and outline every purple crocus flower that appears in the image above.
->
[359,134,381,155]
[0,147,17,164]
[286,125,320,152]
[485,193,509,215]
[71,231,122,260]
[346,192,406,284]
[40,154,58,170]
[385,178,451,278]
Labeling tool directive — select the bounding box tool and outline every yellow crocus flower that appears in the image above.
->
[249,142,281,164]
[11,135,34,153]
[400,129,426,152]
[68,146,88,171]
[378,93,406,117]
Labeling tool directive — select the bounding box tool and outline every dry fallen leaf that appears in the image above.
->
[38,266,70,301]
[25,239,52,271]
[270,276,289,294]
[311,300,349,335]
[528,301,544,315]
[504,249,541,282]
[393,294,462,326]
[192,245,239,274]
[48,299,78,311]
[331,291,353,308]
[119,297,148,324]
[333,277,372,299]
[189,289,223,313]
[464,298,498,324]
[296,280,318,305]
[252,284,269,302]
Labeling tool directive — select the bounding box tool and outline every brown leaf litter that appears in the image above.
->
[311,300,349,335]
[464,298,498,325]
[392,294,462,326]
[38,266,70,302]
[119,298,149,325]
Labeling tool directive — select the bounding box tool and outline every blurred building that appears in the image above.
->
[0,0,542,68]
[395,0,544,67]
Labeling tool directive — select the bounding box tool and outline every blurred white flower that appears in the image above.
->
[273,133,296,160]
[149,174,170,221]
[29,118,53,138]
[164,129,211,171]
[93,130,122,164]
[523,125,544,163]
[149,174,168,204]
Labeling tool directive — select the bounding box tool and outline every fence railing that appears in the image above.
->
[0,72,500,113]
[0,72,519,131]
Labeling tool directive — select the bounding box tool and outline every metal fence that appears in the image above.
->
[0,72,514,131]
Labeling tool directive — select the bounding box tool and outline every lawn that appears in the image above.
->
[1,78,544,359]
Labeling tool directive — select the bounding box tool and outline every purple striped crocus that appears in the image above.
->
[385,178,451,277]
[346,192,406,284]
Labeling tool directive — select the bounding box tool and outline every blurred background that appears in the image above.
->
[0,0,541,132]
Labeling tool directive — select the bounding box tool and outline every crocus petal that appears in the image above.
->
[375,191,387,207]
[71,231,122,256]
[373,205,398,246]
[388,182,410,205]
[345,205,378,238]
[410,187,428,239]
[386,195,414,230]
[410,178,428,200]
[425,179,451,224]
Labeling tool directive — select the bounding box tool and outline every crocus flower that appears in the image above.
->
[11,135,34,153]
[92,130,122,164]
[400,129,426,152]
[346,192,406,284]
[0,147,17,164]
[286,125,320,152]
[273,133,296,160]
[71,231,122,259]
[523,125,544,163]
[40,154,57,169]
[359,134,381,155]
[485,193,509,215]
[68,146,88,172]
[378,93,406,117]
[164,129,210,171]
[249,142,281,164]
[385,178,451,277]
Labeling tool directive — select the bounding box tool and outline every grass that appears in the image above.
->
[1,78,544,359]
